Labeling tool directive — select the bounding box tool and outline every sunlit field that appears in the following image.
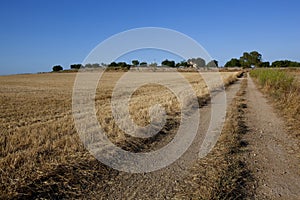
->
[0,71,239,198]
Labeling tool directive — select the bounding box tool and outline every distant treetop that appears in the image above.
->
[52,65,63,72]
[225,51,300,68]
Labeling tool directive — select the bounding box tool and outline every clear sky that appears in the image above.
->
[1,0,300,75]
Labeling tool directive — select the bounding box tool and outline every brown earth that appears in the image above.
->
[243,75,300,199]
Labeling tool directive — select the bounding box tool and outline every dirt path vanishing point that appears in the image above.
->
[244,75,300,199]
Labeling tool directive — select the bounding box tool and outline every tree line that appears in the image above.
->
[52,51,300,71]
[224,51,300,68]
[52,58,219,71]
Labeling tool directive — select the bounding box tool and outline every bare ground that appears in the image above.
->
[243,75,300,199]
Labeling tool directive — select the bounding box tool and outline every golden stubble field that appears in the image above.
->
[0,71,238,198]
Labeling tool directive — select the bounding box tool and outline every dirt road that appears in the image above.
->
[243,75,300,199]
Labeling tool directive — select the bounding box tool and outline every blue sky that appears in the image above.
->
[0,0,300,75]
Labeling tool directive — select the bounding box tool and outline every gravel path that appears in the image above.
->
[244,75,300,199]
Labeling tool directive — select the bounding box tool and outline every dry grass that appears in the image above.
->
[289,68,300,83]
[174,74,255,199]
[0,71,240,199]
[281,72,300,139]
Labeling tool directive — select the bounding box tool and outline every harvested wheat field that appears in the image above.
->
[0,71,241,199]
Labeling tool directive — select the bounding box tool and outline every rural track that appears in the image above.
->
[243,75,300,199]
[87,78,243,199]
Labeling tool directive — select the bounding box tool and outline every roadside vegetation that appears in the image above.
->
[250,68,300,138]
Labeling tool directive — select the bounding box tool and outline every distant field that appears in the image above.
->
[0,71,239,198]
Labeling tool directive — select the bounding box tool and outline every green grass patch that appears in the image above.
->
[250,69,294,98]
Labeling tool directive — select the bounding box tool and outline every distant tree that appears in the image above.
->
[107,61,131,70]
[259,62,270,68]
[108,62,118,67]
[52,65,63,71]
[250,51,262,62]
[140,62,148,66]
[290,61,300,67]
[161,59,176,67]
[239,52,250,67]
[117,62,130,68]
[271,60,300,68]
[272,60,288,68]
[70,64,83,69]
[224,58,241,67]
[187,57,206,68]
[240,51,262,68]
[132,60,140,66]
[176,60,188,68]
[206,60,218,68]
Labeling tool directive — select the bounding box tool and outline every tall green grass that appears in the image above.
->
[250,68,295,99]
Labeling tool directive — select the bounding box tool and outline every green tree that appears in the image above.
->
[260,62,270,68]
[271,60,300,68]
[140,62,147,66]
[224,58,241,67]
[176,60,188,68]
[272,60,288,68]
[240,51,262,68]
[161,59,176,67]
[117,62,129,68]
[108,62,118,67]
[70,64,83,69]
[290,61,300,67]
[52,65,63,71]
[132,60,139,66]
